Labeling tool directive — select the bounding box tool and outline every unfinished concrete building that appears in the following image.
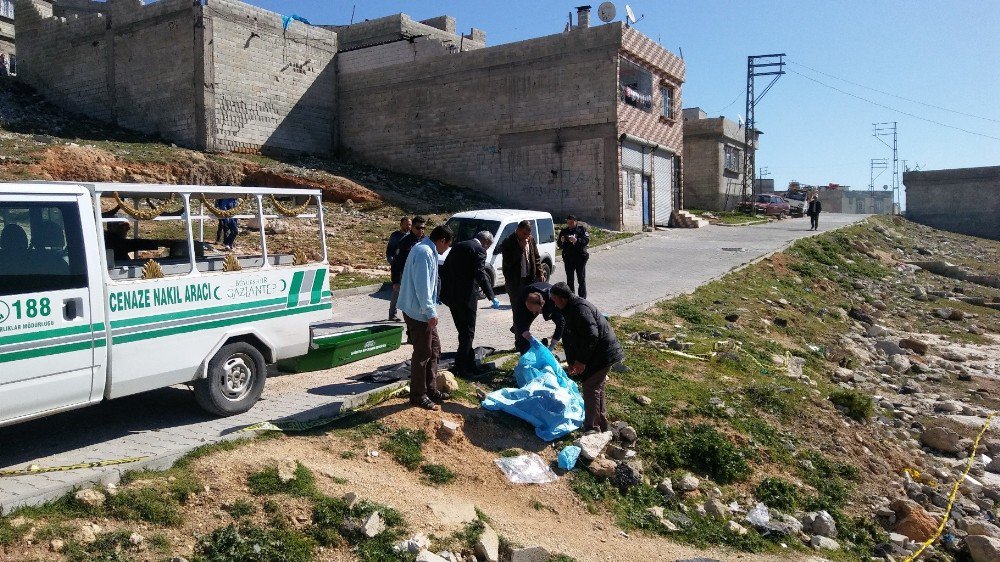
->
[815,186,893,214]
[14,0,338,155]
[1,0,14,69]
[680,107,759,212]
[14,2,684,230]
[904,166,1000,240]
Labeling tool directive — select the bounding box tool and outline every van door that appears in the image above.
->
[0,194,100,424]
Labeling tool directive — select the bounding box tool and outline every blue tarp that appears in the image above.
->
[481,339,584,441]
[281,14,311,30]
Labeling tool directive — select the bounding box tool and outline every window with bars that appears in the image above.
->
[619,57,652,112]
[660,85,675,119]
[0,0,13,19]
[724,145,742,172]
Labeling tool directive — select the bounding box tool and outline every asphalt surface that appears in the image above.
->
[0,213,868,512]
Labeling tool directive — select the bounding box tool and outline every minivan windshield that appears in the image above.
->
[786,190,807,201]
[444,218,501,243]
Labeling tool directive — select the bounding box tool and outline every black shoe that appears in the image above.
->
[410,395,439,410]
[427,390,451,403]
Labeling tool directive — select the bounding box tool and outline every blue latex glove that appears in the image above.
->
[492,298,501,309]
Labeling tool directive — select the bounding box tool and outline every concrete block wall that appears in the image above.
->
[204,0,338,156]
[905,167,1000,240]
[110,0,198,144]
[681,135,724,210]
[337,36,453,75]
[339,24,624,227]
[14,0,113,121]
[330,13,484,52]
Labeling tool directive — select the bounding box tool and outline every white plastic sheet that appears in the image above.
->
[494,453,558,484]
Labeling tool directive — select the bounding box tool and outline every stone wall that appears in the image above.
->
[904,167,1000,240]
[337,36,454,75]
[204,0,337,155]
[339,24,625,227]
[681,134,724,210]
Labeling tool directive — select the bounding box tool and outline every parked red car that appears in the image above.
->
[741,194,791,217]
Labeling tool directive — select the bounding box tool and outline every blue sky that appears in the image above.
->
[252,1,1000,205]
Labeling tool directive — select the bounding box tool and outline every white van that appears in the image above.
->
[443,209,557,289]
[0,182,332,427]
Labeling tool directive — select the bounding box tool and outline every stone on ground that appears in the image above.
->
[475,523,500,562]
[361,512,385,538]
[428,502,478,526]
[920,426,964,454]
[575,431,614,460]
[416,551,449,562]
[966,535,1000,562]
[810,535,840,550]
[74,489,106,508]
[436,371,459,393]
[509,546,550,562]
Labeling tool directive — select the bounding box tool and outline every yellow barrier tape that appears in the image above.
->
[0,456,149,478]
[903,412,995,562]
[241,386,407,433]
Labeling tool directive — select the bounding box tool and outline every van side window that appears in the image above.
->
[496,222,518,248]
[535,218,555,244]
[0,202,88,296]
[103,194,193,279]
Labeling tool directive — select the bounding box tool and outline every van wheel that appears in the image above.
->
[540,261,551,282]
[194,342,267,416]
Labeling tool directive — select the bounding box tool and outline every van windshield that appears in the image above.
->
[786,191,807,201]
[444,218,501,243]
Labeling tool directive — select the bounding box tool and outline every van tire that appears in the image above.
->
[540,261,551,282]
[476,267,496,300]
[194,342,267,416]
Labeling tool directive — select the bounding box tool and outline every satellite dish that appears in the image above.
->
[598,2,616,23]
[882,184,890,190]
[625,4,637,24]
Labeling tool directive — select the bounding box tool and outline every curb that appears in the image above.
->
[714,219,771,227]
[0,380,408,515]
[589,232,649,254]
[617,217,869,318]
[329,281,390,298]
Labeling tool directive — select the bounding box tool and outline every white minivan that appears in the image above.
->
[443,209,557,289]
[0,182,332,427]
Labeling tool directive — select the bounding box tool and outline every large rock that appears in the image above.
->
[575,431,614,460]
[812,510,838,538]
[704,499,729,519]
[986,457,1000,474]
[437,420,460,442]
[416,551,449,562]
[810,535,841,550]
[676,473,700,492]
[436,371,459,393]
[361,512,385,538]
[891,499,938,542]
[611,461,643,492]
[588,457,617,478]
[889,354,912,373]
[899,338,929,355]
[509,546,550,562]
[876,339,906,357]
[74,489,106,508]
[966,535,1000,562]
[962,519,1000,538]
[475,524,500,562]
[921,426,964,454]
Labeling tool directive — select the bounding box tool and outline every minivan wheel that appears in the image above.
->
[476,267,497,300]
[194,342,267,416]
[540,261,551,282]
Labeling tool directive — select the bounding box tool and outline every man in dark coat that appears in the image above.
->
[557,214,590,298]
[549,282,624,433]
[440,231,501,377]
[385,217,412,321]
[390,216,427,304]
[807,196,822,231]
[501,219,543,311]
[514,281,566,354]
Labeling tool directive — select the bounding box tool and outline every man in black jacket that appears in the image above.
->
[390,216,427,301]
[515,281,566,354]
[500,221,544,330]
[385,216,412,321]
[557,215,590,298]
[807,196,822,231]
[440,231,501,377]
[550,282,624,433]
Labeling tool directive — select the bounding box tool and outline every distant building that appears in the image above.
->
[1,0,14,72]
[904,166,1000,240]
[754,178,775,193]
[815,184,894,214]
[681,107,760,211]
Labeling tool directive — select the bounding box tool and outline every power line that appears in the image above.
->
[714,89,745,115]
[789,60,1000,124]
[788,70,1000,142]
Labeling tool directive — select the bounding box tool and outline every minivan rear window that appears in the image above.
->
[536,218,555,244]
[444,218,501,243]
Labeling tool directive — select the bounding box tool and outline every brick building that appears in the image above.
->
[680,107,760,212]
[815,185,894,215]
[904,166,1000,240]
[14,2,684,230]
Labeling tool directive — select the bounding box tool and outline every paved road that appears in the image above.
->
[0,214,867,512]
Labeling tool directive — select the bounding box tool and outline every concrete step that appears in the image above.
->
[671,210,709,228]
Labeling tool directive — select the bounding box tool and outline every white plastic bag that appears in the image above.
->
[494,453,558,484]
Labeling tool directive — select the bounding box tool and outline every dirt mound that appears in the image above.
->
[243,169,380,204]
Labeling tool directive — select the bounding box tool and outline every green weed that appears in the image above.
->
[420,463,456,485]
[193,523,315,562]
[247,463,318,498]
[754,477,801,511]
[223,498,256,519]
[105,486,183,526]
[382,428,428,470]
[829,389,874,422]
[652,423,751,484]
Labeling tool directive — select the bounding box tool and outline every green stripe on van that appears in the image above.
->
[287,271,304,307]
[109,298,285,329]
[0,337,106,364]
[310,269,326,305]
[0,323,105,347]
[113,303,328,345]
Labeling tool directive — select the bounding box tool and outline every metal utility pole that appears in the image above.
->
[869,158,888,213]
[873,122,899,211]
[742,54,786,215]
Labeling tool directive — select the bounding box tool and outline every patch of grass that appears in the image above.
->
[754,477,801,511]
[223,498,256,519]
[549,556,579,562]
[64,530,140,562]
[673,514,770,553]
[247,463,319,498]
[829,389,874,422]
[498,448,522,458]
[310,496,408,560]
[382,428,428,470]
[149,532,171,552]
[556,222,636,248]
[420,463,456,485]
[329,272,388,291]
[105,486,183,526]
[653,423,752,484]
[193,523,315,562]
[340,450,357,459]
[0,516,31,546]
[263,499,281,514]
[453,519,486,551]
